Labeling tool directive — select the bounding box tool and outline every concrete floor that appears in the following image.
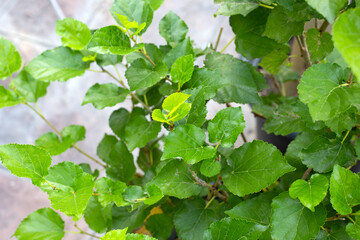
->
[0,0,256,239]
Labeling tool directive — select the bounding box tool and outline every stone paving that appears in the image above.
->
[0,0,256,239]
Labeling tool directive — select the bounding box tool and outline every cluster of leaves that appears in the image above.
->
[1,0,360,239]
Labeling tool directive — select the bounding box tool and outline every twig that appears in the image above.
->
[214,27,223,51]
[139,49,156,67]
[220,35,236,53]
[319,20,330,34]
[301,168,312,180]
[252,111,266,119]
[295,35,312,68]
[74,223,100,239]
[241,132,247,143]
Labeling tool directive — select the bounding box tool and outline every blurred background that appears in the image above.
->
[0,0,256,238]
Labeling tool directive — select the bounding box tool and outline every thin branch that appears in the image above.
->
[295,35,312,68]
[220,35,236,53]
[301,168,312,180]
[72,145,106,168]
[74,223,100,239]
[252,111,266,119]
[139,49,156,67]
[214,27,223,52]
[319,20,330,34]
[241,132,247,143]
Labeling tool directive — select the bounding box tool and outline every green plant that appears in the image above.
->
[1,0,360,239]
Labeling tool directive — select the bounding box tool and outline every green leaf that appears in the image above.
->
[0,36,22,79]
[145,0,164,10]
[41,161,94,221]
[174,198,218,240]
[126,233,158,240]
[289,174,329,212]
[324,107,358,136]
[143,184,163,205]
[100,229,127,240]
[0,86,22,109]
[123,185,145,203]
[82,83,129,109]
[95,177,127,207]
[125,58,168,91]
[170,54,194,88]
[205,217,267,240]
[162,124,216,164]
[159,11,189,45]
[215,0,259,16]
[125,114,161,151]
[222,140,295,196]
[109,108,130,139]
[229,8,281,59]
[112,205,151,232]
[306,28,334,63]
[271,192,326,240]
[95,53,123,67]
[110,0,153,35]
[205,52,264,104]
[88,26,143,55]
[84,196,112,233]
[305,0,347,24]
[126,43,164,65]
[11,70,49,102]
[275,65,299,83]
[333,8,360,80]
[208,107,246,147]
[150,159,203,198]
[164,37,194,69]
[285,132,315,169]
[145,214,173,240]
[0,144,51,186]
[61,124,86,143]
[25,46,89,82]
[35,132,72,156]
[259,45,290,74]
[346,222,360,240]
[14,208,64,240]
[200,158,221,178]
[299,136,356,173]
[97,134,118,162]
[186,87,208,127]
[55,18,91,50]
[330,165,360,215]
[298,63,358,121]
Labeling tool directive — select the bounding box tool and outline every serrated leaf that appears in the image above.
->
[174,198,217,240]
[145,0,164,10]
[0,36,22,80]
[109,108,130,139]
[110,0,153,35]
[200,158,221,178]
[61,124,86,143]
[97,134,118,162]
[185,87,208,127]
[170,54,194,87]
[205,52,264,104]
[289,174,329,212]
[346,222,360,240]
[25,46,89,82]
[285,132,315,168]
[150,159,203,198]
[222,140,295,197]
[100,229,127,240]
[11,70,49,102]
[229,8,281,59]
[299,136,356,173]
[208,107,246,147]
[330,165,360,215]
[162,124,216,164]
[145,214,173,240]
[205,217,267,240]
[215,0,259,16]
[82,83,129,109]
[55,18,91,50]
[0,86,22,109]
[35,132,72,156]
[333,8,360,80]
[112,204,151,232]
[305,0,347,24]
[95,177,127,207]
[259,45,290,74]
[125,58,167,91]
[306,28,334,63]
[164,37,194,68]
[88,26,143,55]
[271,192,326,240]
[13,208,64,240]
[144,184,163,205]
[159,11,189,46]
[84,196,112,233]
[324,107,358,136]
[0,144,51,186]
[126,43,163,65]
[41,161,94,221]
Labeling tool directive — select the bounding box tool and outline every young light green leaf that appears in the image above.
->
[25,46,89,82]
[305,0,347,24]
[208,107,246,147]
[84,196,112,233]
[346,221,360,240]
[145,214,173,240]
[164,37,194,68]
[330,165,360,215]
[289,174,329,212]
[55,18,91,50]
[333,8,360,80]
[259,45,290,74]
[11,70,49,102]
[0,144,51,186]
[271,192,326,240]
[151,109,168,123]
[82,83,129,109]
[0,86,22,109]
[100,228,127,240]
[159,11,189,45]
[222,140,295,197]
[41,161,94,221]
[215,0,259,16]
[306,28,334,63]
[110,0,153,35]
[125,58,168,91]
[35,132,72,156]
[205,217,267,240]
[162,124,216,164]
[95,177,127,207]
[170,54,194,88]
[150,159,203,198]
[143,184,163,205]
[0,36,22,80]
[126,233,158,240]
[14,208,65,240]
[200,158,221,178]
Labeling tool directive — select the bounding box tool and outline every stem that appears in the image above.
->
[301,168,312,180]
[348,72,354,86]
[189,167,212,188]
[87,69,103,73]
[280,82,286,96]
[252,111,266,119]
[220,35,236,53]
[258,2,274,9]
[139,49,156,67]
[44,178,57,190]
[295,35,311,68]
[72,144,106,168]
[215,141,221,149]
[319,20,330,34]
[341,130,351,145]
[214,27,223,51]
[347,216,356,224]
[74,223,100,239]
[241,132,247,143]
[205,195,216,209]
